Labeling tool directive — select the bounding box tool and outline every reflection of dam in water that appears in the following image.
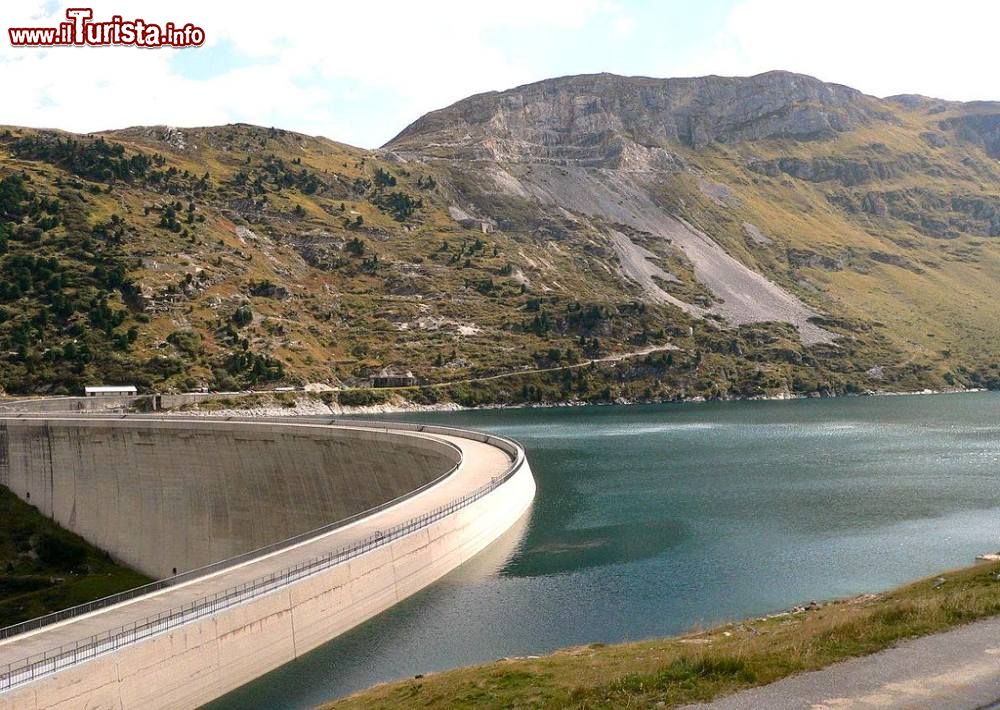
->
[0,414,535,709]
[501,519,687,577]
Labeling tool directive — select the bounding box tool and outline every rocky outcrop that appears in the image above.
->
[748,154,931,186]
[787,249,845,271]
[940,110,1000,159]
[286,230,346,271]
[387,71,886,166]
[831,189,1000,238]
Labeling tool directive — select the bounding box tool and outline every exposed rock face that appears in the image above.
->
[787,249,845,272]
[387,71,886,167]
[940,110,1000,159]
[748,154,930,186]
[286,230,346,271]
[829,189,1000,238]
[742,222,773,246]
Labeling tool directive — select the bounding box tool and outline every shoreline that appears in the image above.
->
[169,385,991,419]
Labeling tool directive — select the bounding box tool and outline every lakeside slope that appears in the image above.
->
[324,561,1000,709]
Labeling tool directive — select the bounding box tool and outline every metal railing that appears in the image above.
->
[0,420,525,693]
[0,451,462,642]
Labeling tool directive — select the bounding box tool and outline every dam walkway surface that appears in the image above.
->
[0,419,513,686]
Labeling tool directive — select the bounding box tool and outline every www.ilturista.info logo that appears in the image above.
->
[9,8,205,48]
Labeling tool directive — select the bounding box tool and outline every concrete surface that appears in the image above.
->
[0,416,535,709]
[0,417,459,577]
[688,615,1000,710]
[0,396,139,413]
[0,392,225,414]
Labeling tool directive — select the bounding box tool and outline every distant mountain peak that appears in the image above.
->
[385,71,887,164]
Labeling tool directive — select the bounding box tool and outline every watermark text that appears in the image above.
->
[9,8,205,48]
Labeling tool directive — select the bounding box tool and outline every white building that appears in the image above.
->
[84,385,138,398]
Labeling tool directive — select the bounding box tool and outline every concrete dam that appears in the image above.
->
[0,415,535,709]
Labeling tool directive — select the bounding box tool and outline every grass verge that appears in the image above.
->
[324,560,1000,709]
[0,486,151,628]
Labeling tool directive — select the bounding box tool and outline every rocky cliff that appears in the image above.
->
[388,71,885,164]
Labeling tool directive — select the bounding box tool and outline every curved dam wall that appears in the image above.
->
[0,417,535,710]
[0,418,460,578]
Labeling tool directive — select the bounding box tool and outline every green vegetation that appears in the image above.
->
[373,190,422,221]
[230,154,322,196]
[0,170,147,394]
[0,117,996,402]
[8,134,166,184]
[0,486,150,628]
[325,561,1000,710]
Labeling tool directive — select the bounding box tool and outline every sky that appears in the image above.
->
[3,0,1000,148]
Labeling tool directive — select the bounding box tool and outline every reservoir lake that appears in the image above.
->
[209,392,1000,708]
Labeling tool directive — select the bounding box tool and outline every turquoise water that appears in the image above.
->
[209,392,1000,709]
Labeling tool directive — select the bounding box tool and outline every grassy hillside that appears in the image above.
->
[384,73,1000,399]
[324,560,1000,709]
[1,78,998,403]
[0,486,150,628]
[654,99,1000,374]
[0,124,697,398]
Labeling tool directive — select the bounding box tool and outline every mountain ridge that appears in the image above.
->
[385,70,887,161]
[0,70,998,401]
[382,70,1000,358]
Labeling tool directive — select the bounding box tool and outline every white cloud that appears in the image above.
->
[670,0,1000,101]
[611,14,636,39]
[6,0,996,149]
[2,0,634,146]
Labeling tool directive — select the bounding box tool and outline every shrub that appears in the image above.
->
[35,533,87,570]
